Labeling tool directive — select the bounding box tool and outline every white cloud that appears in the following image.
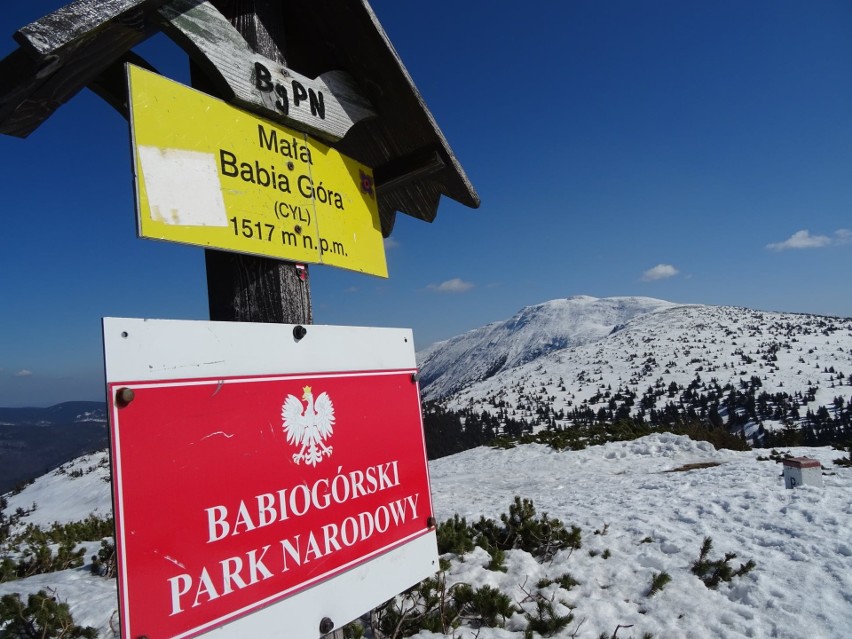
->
[427,278,474,293]
[14,369,33,377]
[384,237,400,250]
[766,230,832,251]
[834,229,852,245]
[641,264,679,282]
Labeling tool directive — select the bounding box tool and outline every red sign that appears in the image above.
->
[108,369,433,639]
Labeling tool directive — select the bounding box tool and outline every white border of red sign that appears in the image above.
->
[103,318,438,639]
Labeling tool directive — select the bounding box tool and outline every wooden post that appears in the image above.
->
[199,2,334,636]
[203,0,312,326]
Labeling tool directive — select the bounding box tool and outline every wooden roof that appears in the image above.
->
[0,0,479,236]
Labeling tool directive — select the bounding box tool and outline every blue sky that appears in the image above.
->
[1,1,851,407]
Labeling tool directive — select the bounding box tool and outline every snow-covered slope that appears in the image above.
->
[0,452,114,636]
[3,451,112,531]
[2,438,851,638]
[428,435,852,639]
[418,296,679,399]
[420,297,852,437]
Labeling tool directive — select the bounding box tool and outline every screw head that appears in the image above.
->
[319,617,334,633]
[287,161,295,170]
[116,387,135,407]
[293,325,307,341]
[294,224,303,234]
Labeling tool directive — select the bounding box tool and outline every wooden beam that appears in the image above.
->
[14,0,169,58]
[0,20,156,137]
[157,0,375,142]
[88,52,157,119]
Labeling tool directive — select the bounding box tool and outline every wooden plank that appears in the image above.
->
[0,49,40,131]
[157,0,375,142]
[0,20,155,137]
[14,0,169,58]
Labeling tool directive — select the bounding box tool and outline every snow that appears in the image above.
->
[2,436,851,638]
[418,296,679,400]
[4,451,112,529]
[427,435,852,638]
[426,299,852,437]
[0,566,119,637]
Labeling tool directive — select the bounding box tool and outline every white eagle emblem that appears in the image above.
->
[281,385,336,466]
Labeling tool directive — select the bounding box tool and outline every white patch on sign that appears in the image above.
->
[201,431,235,440]
[163,555,187,569]
[138,146,227,226]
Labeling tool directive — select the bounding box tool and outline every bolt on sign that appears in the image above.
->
[127,64,387,278]
[103,318,437,639]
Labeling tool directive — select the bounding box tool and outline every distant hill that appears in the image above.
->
[418,296,852,446]
[0,401,107,493]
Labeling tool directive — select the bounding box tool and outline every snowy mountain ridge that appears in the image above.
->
[418,295,680,399]
[418,296,852,439]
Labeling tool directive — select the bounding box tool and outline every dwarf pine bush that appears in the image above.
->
[436,514,474,555]
[372,573,518,637]
[366,499,586,637]
[537,573,580,591]
[833,443,852,467]
[474,497,582,561]
[0,541,85,583]
[691,537,756,588]
[0,590,97,639]
[17,516,114,547]
[521,591,574,638]
[90,540,116,578]
[646,571,671,597]
[453,584,516,628]
[0,515,114,584]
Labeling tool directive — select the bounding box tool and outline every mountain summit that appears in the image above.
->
[417,296,852,442]
[418,296,679,399]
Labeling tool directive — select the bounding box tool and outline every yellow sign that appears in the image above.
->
[128,64,387,277]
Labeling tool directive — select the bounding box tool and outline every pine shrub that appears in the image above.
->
[486,547,508,572]
[474,497,581,561]
[537,573,579,591]
[691,537,756,588]
[522,592,574,638]
[90,540,116,578]
[436,514,474,555]
[2,541,85,583]
[376,575,520,636]
[0,590,97,638]
[646,571,671,597]
[598,628,653,639]
[374,572,460,637]
[453,584,516,628]
[833,443,852,467]
[341,619,364,638]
